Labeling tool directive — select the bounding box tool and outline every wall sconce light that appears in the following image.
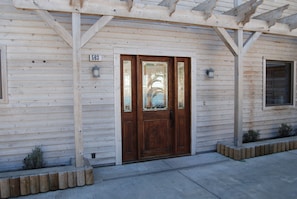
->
[92,65,100,78]
[206,68,215,78]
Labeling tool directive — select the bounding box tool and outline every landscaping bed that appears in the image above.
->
[0,162,93,198]
[217,136,297,161]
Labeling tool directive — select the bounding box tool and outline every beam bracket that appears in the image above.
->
[192,0,217,20]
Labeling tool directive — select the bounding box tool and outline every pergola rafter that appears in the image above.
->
[279,14,297,31]
[254,4,289,28]
[192,0,217,20]
[224,0,263,25]
[158,0,180,16]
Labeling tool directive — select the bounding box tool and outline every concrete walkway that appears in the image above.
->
[19,150,297,199]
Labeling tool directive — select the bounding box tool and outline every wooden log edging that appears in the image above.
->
[217,137,297,161]
[0,165,94,199]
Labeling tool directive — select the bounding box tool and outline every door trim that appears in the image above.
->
[114,47,197,165]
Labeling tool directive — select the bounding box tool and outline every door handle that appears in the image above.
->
[170,110,174,126]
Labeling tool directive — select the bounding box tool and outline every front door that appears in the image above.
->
[121,55,191,163]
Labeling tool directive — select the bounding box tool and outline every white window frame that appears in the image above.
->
[0,45,8,104]
[263,58,296,110]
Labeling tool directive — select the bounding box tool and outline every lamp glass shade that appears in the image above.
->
[206,69,214,78]
[92,66,100,77]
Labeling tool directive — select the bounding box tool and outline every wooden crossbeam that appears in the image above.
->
[224,0,263,25]
[35,10,73,47]
[279,14,297,31]
[159,0,179,16]
[12,0,297,38]
[81,16,113,47]
[213,27,238,56]
[192,0,217,20]
[254,4,289,27]
[242,31,262,54]
[214,27,262,56]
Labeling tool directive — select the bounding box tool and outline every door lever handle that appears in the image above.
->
[170,110,174,126]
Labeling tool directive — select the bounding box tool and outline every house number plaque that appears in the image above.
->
[89,54,102,62]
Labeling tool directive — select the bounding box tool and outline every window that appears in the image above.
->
[265,60,295,107]
[0,45,7,103]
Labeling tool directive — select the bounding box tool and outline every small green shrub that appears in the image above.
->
[278,123,293,137]
[243,130,260,143]
[23,146,44,170]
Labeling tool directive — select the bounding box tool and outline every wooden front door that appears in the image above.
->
[121,55,191,163]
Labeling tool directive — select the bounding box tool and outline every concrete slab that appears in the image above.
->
[18,151,297,199]
[180,152,297,199]
[93,159,170,181]
[289,149,297,155]
[19,169,217,199]
[163,152,229,169]
[94,153,229,182]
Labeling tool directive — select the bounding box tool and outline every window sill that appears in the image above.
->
[263,104,296,111]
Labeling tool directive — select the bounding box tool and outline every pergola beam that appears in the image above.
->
[13,0,297,38]
[254,4,289,28]
[224,0,263,25]
[159,0,179,16]
[192,0,217,20]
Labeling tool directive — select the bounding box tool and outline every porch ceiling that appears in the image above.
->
[12,0,297,37]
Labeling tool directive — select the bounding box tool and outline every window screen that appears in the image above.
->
[266,60,293,106]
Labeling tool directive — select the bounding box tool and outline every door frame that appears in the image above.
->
[114,47,197,165]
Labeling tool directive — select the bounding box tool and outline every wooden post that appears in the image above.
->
[234,28,243,147]
[29,175,39,194]
[67,171,77,188]
[72,12,84,168]
[0,178,10,198]
[76,168,86,187]
[58,171,68,189]
[85,167,94,185]
[20,176,30,196]
[49,172,59,191]
[9,177,20,197]
[39,174,49,193]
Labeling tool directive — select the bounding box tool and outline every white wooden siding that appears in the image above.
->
[0,0,297,171]
[0,1,75,171]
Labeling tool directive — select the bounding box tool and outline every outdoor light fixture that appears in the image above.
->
[206,68,215,78]
[92,65,100,78]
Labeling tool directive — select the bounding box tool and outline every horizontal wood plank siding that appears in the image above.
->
[0,1,75,171]
[0,0,297,170]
